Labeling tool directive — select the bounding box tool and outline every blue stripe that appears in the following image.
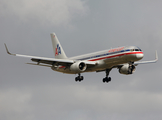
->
[78,49,130,61]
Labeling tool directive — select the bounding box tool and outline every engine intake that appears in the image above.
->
[119,64,136,75]
[70,61,87,73]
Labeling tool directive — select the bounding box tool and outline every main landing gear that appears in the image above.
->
[103,69,112,83]
[75,69,112,83]
[75,73,84,82]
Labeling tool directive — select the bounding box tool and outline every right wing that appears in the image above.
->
[4,43,74,67]
[4,44,97,67]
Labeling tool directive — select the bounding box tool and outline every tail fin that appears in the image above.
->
[50,33,67,59]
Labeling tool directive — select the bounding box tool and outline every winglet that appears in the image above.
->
[4,43,16,56]
[155,50,158,61]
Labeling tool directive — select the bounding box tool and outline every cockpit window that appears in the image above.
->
[130,49,142,51]
[136,46,142,51]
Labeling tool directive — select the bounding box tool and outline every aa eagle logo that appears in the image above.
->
[55,44,61,56]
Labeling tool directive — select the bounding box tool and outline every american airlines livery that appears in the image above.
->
[5,33,158,83]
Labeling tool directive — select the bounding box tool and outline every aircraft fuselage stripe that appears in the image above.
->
[86,51,143,61]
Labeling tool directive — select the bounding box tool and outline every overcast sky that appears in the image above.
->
[0,0,162,120]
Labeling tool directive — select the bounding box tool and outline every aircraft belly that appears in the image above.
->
[125,54,139,61]
[52,68,77,74]
[85,60,111,72]
[104,55,126,65]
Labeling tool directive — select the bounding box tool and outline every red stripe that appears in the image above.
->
[59,66,66,69]
[126,52,143,55]
[88,52,143,61]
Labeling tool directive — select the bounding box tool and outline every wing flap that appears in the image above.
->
[26,63,52,67]
[31,58,55,65]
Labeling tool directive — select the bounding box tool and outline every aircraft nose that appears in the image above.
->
[136,53,144,60]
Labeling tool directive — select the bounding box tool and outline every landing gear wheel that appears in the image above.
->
[75,74,84,82]
[80,76,84,80]
[108,77,111,82]
[103,77,111,83]
[103,78,106,83]
[75,77,78,82]
[78,76,84,82]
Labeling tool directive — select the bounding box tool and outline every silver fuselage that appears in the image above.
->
[53,46,144,74]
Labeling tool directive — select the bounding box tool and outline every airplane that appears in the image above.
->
[5,33,158,83]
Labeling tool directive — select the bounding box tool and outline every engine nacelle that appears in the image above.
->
[119,64,136,75]
[70,61,87,73]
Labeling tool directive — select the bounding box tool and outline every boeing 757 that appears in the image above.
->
[5,33,158,83]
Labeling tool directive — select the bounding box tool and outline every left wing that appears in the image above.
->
[134,51,158,65]
[110,50,158,70]
[4,44,97,67]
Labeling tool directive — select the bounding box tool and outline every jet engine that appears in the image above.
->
[119,64,136,75]
[70,61,87,73]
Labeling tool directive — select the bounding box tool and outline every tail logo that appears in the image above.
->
[55,44,61,56]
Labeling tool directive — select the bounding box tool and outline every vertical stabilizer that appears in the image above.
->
[50,33,67,59]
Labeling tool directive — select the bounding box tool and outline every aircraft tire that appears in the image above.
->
[80,76,84,81]
[103,78,106,83]
[75,76,84,82]
[75,77,78,82]
[103,77,111,83]
[108,77,111,82]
